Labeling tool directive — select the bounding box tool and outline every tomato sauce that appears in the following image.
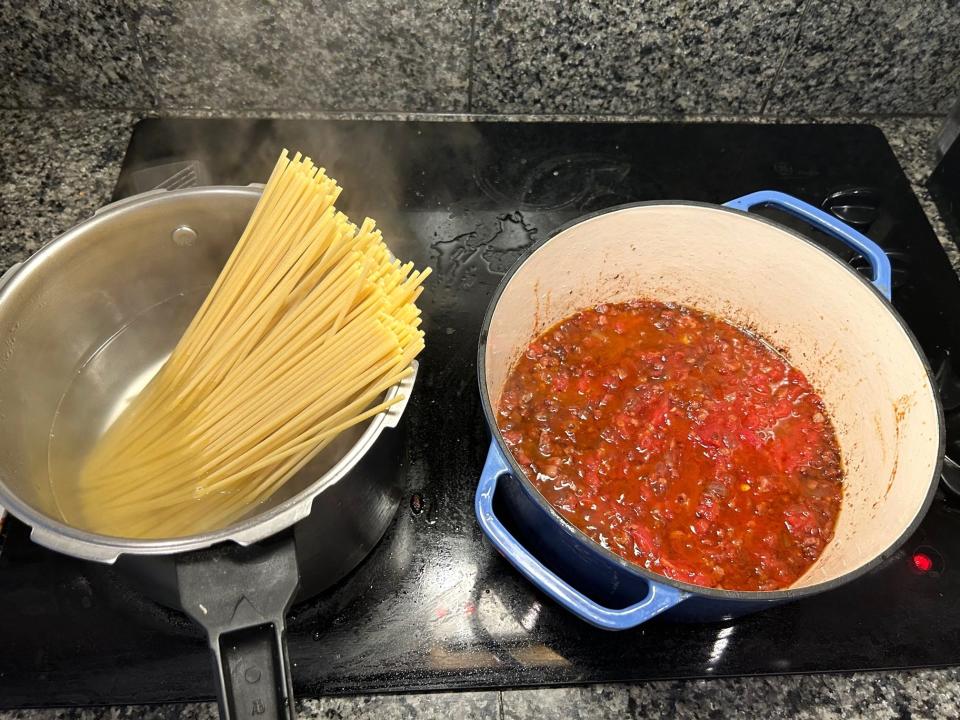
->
[497,300,843,591]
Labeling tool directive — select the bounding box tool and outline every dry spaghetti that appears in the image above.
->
[77,149,429,539]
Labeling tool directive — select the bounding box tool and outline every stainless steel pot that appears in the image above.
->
[0,186,416,718]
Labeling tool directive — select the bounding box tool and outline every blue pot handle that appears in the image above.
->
[475,442,688,630]
[724,190,892,300]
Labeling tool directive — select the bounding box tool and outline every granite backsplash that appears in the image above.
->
[1,0,957,115]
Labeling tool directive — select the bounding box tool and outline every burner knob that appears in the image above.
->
[822,188,882,229]
[941,455,960,500]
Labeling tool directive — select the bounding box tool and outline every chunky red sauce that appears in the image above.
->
[498,300,843,591]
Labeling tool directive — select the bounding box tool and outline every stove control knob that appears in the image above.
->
[822,188,882,230]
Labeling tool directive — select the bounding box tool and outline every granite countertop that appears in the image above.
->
[0,109,957,720]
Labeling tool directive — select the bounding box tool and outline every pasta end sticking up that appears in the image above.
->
[77,150,429,539]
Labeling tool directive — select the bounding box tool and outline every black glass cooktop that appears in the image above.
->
[3,119,960,709]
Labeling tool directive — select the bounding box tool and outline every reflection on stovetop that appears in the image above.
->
[3,119,960,709]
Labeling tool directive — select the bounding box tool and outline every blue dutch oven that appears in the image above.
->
[476,191,944,629]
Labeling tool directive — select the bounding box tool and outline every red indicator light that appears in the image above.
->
[912,552,934,573]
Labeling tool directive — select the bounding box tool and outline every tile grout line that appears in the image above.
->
[758,0,810,115]
[465,0,482,113]
[497,689,505,719]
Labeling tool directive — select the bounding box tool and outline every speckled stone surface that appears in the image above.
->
[3,669,960,719]
[0,705,217,720]
[874,115,959,270]
[130,0,473,112]
[298,691,501,719]
[766,0,960,115]
[0,2,154,109]
[0,110,136,265]
[470,0,804,115]
[0,109,957,718]
[3,1,959,116]
[500,668,960,719]
[0,691,502,720]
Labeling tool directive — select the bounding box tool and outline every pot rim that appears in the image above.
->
[0,185,416,563]
[477,199,945,602]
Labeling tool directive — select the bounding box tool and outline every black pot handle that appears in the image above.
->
[177,534,300,720]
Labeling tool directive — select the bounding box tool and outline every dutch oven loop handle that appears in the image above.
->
[723,190,893,300]
[475,442,689,630]
[177,534,300,720]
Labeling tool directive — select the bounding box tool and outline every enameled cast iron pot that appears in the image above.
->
[476,191,944,629]
[0,186,416,719]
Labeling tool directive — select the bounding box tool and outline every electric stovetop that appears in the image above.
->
[3,119,960,708]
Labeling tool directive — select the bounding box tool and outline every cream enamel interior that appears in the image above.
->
[483,204,941,590]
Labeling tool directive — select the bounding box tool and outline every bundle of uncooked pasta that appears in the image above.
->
[78,149,429,539]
